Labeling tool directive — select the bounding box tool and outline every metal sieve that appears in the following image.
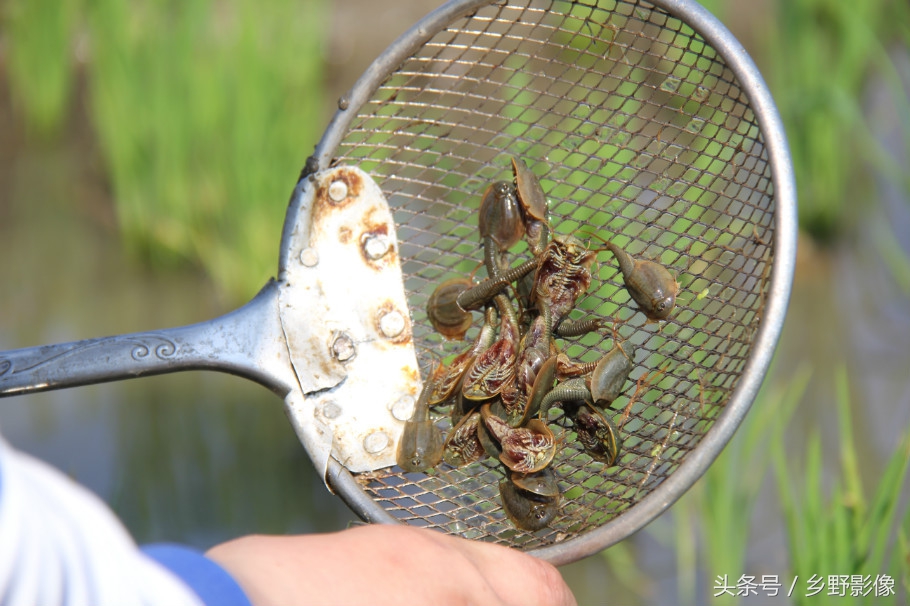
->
[0,0,796,565]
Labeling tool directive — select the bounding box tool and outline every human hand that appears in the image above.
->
[206,524,577,606]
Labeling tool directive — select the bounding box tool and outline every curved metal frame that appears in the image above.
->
[314,0,798,564]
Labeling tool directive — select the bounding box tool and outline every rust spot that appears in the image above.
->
[400,365,421,398]
[313,168,364,224]
[338,225,352,244]
[368,222,389,237]
[374,300,412,346]
[359,210,399,271]
[402,365,420,386]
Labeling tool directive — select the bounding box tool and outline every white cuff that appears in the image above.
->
[0,435,204,606]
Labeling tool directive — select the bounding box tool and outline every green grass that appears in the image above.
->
[705,0,910,245]
[4,0,328,302]
[663,364,810,606]
[88,0,327,301]
[773,366,910,605]
[6,0,909,294]
[638,362,910,605]
[3,0,78,136]
[764,0,910,242]
[699,368,808,603]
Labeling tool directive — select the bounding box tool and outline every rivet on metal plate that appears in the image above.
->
[330,333,356,362]
[363,431,390,454]
[299,247,319,267]
[328,180,348,203]
[378,310,405,339]
[321,401,343,419]
[363,233,391,260]
[390,394,416,422]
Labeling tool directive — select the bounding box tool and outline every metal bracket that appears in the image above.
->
[278,166,420,475]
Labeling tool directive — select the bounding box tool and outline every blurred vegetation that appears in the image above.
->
[772,367,910,606]
[4,0,910,603]
[673,366,809,606]
[4,0,78,136]
[4,0,909,292]
[645,366,910,605]
[706,0,910,243]
[658,3,910,599]
[768,0,910,242]
[2,0,327,301]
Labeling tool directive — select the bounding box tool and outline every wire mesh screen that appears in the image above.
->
[331,0,774,549]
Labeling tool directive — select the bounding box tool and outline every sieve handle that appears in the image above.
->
[0,280,296,398]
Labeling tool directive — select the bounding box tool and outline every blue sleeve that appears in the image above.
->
[141,543,252,606]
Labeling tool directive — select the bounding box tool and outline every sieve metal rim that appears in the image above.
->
[307,0,798,564]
